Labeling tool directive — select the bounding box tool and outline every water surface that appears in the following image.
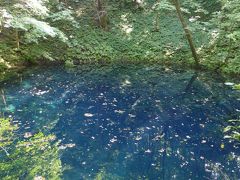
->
[0,64,240,179]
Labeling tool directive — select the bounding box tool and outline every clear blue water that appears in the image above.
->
[0,64,240,179]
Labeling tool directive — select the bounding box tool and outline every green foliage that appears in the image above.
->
[152,0,175,12]
[65,59,76,68]
[0,0,70,66]
[0,118,62,180]
[0,118,17,148]
[0,0,240,77]
[201,0,240,74]
[12,18,65,45]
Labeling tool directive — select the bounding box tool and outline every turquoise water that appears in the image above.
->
[0,64,240,179]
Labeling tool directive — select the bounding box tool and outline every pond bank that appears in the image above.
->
[1,58,240,84]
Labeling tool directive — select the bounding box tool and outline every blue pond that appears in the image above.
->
[0,64,240,179]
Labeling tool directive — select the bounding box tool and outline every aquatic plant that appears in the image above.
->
[224,84,240,142]
[224,119,240,141]
[233,84,240,90]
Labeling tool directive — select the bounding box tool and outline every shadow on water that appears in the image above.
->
[0,64,240,179]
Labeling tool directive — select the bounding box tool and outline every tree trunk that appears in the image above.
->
[15,30,20,49]
[154,12,160,32]
[95,0,108,30]
[1,89,7,107]
[173,0,200,68]
[0,20,3,33]
[96,0,103,11]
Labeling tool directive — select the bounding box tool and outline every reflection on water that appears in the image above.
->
[0,64,240,179]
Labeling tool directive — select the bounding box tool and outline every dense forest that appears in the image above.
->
[0,0,240,79]
[0,0,240,179]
